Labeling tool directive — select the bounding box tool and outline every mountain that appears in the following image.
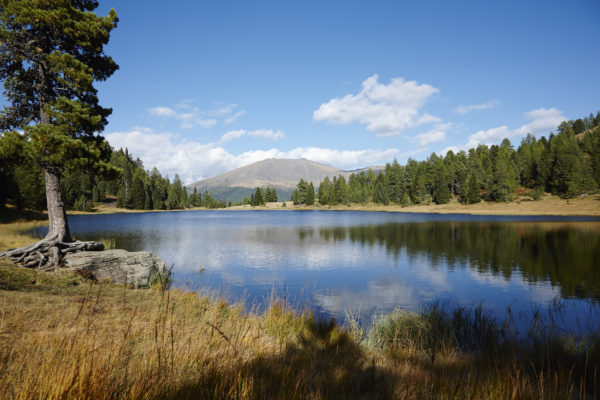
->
[186,158,382,202]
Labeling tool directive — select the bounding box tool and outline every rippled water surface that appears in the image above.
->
[41,210,600,330]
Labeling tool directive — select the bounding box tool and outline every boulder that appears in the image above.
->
[64,249,165,288]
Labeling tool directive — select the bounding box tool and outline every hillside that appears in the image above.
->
[186,158,382,201]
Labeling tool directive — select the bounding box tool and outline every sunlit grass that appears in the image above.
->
[1,260,598,399]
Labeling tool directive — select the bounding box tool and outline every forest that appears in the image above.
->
[2,112,599,212]
[293,112,600,206]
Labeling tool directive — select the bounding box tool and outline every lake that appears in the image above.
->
[38,210,600,332]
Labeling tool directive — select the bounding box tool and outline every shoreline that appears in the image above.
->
[82,193,600,217]
[2,193,599,220]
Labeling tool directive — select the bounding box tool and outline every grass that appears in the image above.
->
[1,215,600,398]
[1,261,599,399]
[227,193,600,216]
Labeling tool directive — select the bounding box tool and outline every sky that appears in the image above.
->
[90,0,600,184]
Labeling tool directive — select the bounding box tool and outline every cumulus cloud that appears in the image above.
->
[454,100,498,115]
[413,123,450,147]
[148,106,176,117]
[220,129,285,144]
[313,75,439,136]
[105,128,399,184]
[148,102,244,129]
[442,107,565,154]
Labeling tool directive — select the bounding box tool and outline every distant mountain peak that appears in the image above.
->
[185,158,383,202]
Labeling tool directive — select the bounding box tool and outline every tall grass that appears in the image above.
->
[348,303,600,399]
[1,261,599,399]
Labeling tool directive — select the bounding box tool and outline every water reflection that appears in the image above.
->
[314,222,600,300]
[36,211,600,329]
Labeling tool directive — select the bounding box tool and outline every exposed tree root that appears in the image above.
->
[0,233,103,271]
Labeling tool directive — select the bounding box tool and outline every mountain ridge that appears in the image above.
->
[186,158,383,201]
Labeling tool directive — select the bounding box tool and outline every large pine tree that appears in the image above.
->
[0,0,119,269]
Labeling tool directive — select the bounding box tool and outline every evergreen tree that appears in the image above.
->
[306,182,315,205]
[372,173,389,205]
[292,179,308,205]
[573,119,585,134]
[333,175,348,204]
[251,187,264,206]
[464,172,481,204]
[129,169,146,209]
[0,1,119,251]
[271,188,278,202]
[431,155,451,204]
[318,177,332,205]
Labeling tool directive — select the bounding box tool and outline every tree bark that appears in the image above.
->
[44,166,72,242]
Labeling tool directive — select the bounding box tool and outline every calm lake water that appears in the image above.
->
[38,210,600,331]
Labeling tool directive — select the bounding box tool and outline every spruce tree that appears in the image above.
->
[306,182,315,205]
[464,172,481,204]
[0,1,119,268]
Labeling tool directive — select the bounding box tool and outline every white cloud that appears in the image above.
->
[220,129,285,144]
[224,109,247,124]
[197,119,217,128]
[220,129,246,143]
[148,106,176,117]
[413,123,450,147]
[313,74,439,136]
[417,113,442,124]
[442,107,565,154]
[207,104,237,117]
[454,100,498,115]
[105,128,399,184]
[284,147,398,168]
[248,129,284,140]
[148,102,242,129]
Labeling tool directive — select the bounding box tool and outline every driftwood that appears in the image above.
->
[0,232,103,271]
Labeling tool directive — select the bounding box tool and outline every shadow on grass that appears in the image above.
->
[0,207,47,223]
[169,318,395,400]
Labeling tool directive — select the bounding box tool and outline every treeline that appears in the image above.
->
[243,187,278,206]
[292,112,600,206]
[0,146,228,211]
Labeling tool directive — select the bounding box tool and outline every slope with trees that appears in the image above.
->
[294,112,600,207]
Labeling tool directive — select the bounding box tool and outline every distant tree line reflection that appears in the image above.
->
[314,222,600,300]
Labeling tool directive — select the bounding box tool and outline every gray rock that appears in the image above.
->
[64,249,165,288]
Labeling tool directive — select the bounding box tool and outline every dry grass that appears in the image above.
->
[0,262,392,399]
[231,193,600,216]
[1,261,598,399]
[0,219,47,251]
[36,192,600,217]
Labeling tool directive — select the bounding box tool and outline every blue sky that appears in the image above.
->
[93,1,600,184]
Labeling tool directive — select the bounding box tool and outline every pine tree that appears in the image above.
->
[464,172,481,204]
[373,173,389,205]
[318,177,332,205]
[0,1,119,268]
[271,188,278,202]
[129,169,146,209]
[572,119,585,134]
[306,182,315,205]
[251,187,264,206]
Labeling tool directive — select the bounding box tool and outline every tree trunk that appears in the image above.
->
[44,166,72,242]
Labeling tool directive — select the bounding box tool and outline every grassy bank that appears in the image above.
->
[231,193,600,216]
[4,192,600,218]
[1,261,599,399]
[84,193,600,216]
